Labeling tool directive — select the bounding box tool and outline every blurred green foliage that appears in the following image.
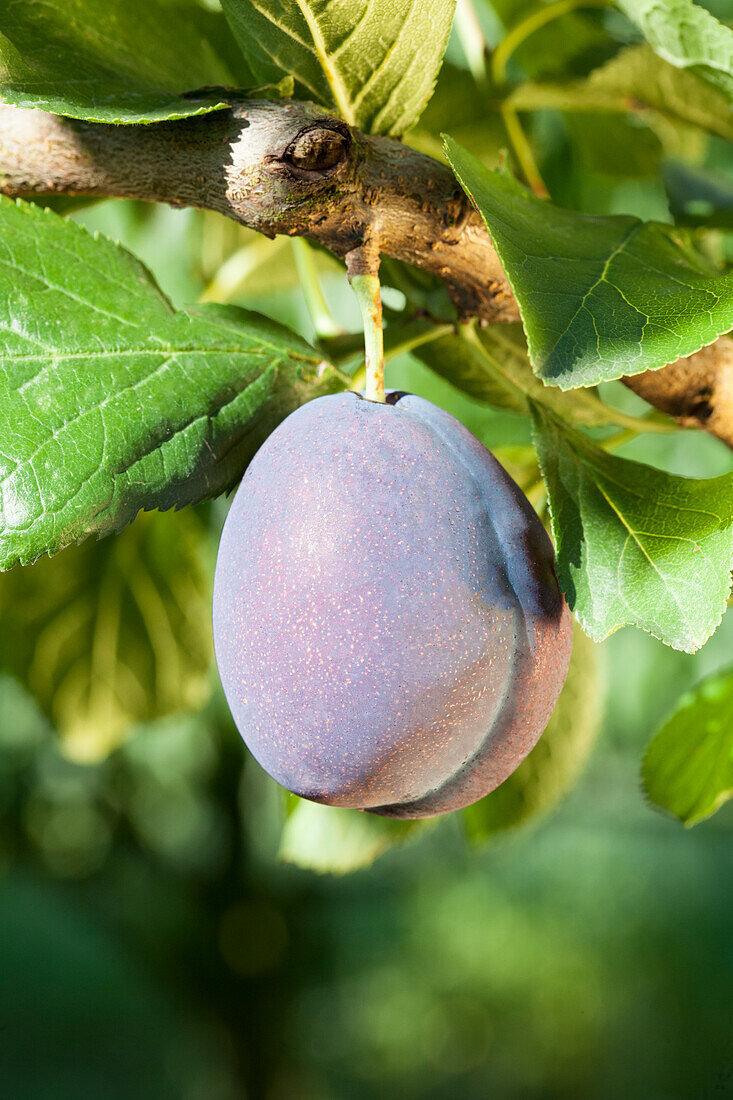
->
[1,610,731,1098]
[0,511,214,761]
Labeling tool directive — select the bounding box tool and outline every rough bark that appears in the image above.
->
[0,100,516,320]
[625,336,733,446]
[1,99,731,446]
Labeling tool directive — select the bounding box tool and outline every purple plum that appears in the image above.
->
[213,391,572,818]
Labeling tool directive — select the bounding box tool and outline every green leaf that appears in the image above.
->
[563,112,663,181]
[642,665,733,826]
[463,623,603,841]
[413,321,653,429]
[444,136,733,389]
[0,0,272,123]
[411,327,527,413]
[616,0,733,104]
[278,799,425,874]
[0,509,213,761]
[221,0,456,135]
[589,43,733,145]
[508,44,733,152]
[0,197,346,570]
[532,404,733,652]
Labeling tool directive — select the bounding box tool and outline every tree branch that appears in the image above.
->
[624,336,733,447]
[0,99,516,321]
[1,100,731,446]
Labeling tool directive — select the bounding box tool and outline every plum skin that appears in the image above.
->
[213,391,572,819]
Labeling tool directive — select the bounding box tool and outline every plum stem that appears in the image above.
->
[349,271,385,403]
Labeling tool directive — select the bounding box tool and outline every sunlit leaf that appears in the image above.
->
[444,137,733,389]
[532,405,733,652]
[0,510,214,760]
[0,0,265,123]
[588,42,733,145]
[221,0,456,135]
[411,327,527,413]
[509,44,733,145]
[617,0,733,104]
[463,624,603,841]
[413,321,645,428]
[0,197,346,570]
[642,665,733,825]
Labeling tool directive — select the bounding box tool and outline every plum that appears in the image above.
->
[213,391,572,818]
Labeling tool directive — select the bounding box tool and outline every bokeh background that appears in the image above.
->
[2,1,733,1095]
